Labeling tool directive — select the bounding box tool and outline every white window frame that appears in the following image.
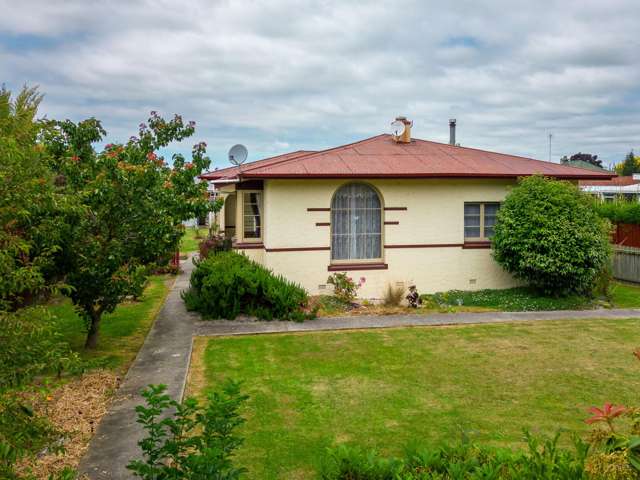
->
[239,190,263,243]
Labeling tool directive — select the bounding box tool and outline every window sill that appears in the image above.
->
[462,241,491,249]
[328,263,388,271]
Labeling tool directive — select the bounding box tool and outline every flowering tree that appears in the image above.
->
[44,112,222,348]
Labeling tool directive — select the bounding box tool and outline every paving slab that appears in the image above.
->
[194,307,640,336]
[78,256,199,480]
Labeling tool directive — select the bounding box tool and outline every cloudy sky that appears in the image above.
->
[2,0,639,169]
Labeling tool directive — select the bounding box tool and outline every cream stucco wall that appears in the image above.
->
[237,178,518,299]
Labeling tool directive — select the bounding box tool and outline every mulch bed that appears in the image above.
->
[16,371,120,479]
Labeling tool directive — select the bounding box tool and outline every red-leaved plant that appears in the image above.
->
[583,350,640,476]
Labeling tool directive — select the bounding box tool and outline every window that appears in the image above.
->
[331,183,382,262]
[464,202,500,241]
[242,191,262,241]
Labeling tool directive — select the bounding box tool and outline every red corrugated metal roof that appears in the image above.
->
[200,150,314,180]
[580,176,639,186]
[205,134,615,181]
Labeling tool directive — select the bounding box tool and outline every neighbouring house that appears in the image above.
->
[200,118,614,298]
[580,174,640,202]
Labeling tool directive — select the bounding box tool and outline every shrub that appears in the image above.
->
[382,284,405,307]
[492,175,611,296]
[198,234,232,259]
[183,251,312,321]
[320,431,589,479]
[127,380,247,480]
[327,273,363,303]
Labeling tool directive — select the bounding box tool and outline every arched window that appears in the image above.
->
[331,183,382,261]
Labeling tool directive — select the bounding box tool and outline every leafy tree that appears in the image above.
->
[616,150,640,176]
[560,152,603,168]
[492,175,611,296]
[0,86,80,310]
[43,112,223,348]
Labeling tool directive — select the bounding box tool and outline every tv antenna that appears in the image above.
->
[228,144,248,166]
[548,133,553,162]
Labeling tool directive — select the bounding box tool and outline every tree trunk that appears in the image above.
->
[84,309,102,349]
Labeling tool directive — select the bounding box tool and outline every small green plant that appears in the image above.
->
[320,431,589,479]
[382,284,405,307]
[127,380,248,480]
[183,251,312,321]
[327,273,364,303]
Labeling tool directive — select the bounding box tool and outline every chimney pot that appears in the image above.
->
[449,119,456,146]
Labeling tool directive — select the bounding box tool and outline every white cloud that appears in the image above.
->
[1,0,639,167]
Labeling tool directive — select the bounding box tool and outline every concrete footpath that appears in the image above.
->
[194,307,640,336]
[78,256,199,480]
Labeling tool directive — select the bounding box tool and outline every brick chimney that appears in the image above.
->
[393,116,412,143]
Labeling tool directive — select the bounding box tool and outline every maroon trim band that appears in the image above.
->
[266,246,330,252]
[315,222,330,226]
[384,207,407,211]
[384,243,463,249]
[384,221,399,225]
[307,207,330,212]
[328,263,388,271]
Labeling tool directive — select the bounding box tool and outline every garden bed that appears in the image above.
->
[312,281,640,317]
[189,319,640,479]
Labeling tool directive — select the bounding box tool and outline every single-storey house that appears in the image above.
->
[201,118,614,298]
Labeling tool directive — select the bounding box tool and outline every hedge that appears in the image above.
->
[594,201,640,225]
[182,251,312,321]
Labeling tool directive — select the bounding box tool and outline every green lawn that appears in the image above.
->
[180,226,208,253]
[610,281,640,308]
[191,320,640,479]
[47,274,172,370]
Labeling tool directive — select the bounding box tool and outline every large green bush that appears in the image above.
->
[492,176,611,296]
[595,201,640,225]
[183,252,312,321]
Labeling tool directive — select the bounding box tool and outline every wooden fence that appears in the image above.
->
[613,223,640,249]
[613,246,640,284]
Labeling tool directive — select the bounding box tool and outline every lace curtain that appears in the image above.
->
[331,183,382,260]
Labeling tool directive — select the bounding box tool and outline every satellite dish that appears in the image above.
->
[228,144,248,166]
[390,120,405,137]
